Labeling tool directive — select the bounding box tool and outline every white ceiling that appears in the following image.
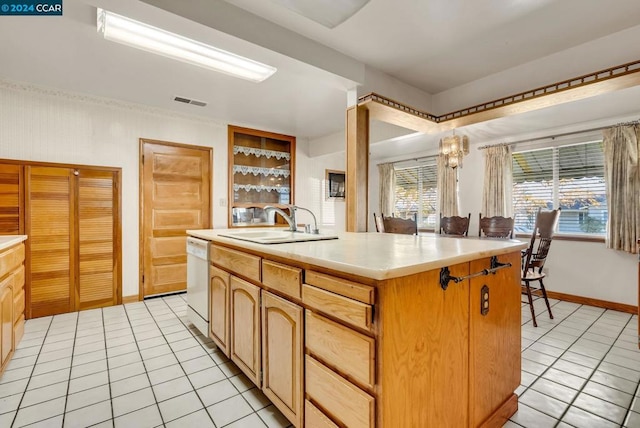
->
[1,0,640,144]
[226,0,640,93]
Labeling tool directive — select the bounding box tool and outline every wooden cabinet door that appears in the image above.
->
[0,281,13,368]
[0,164,23,235]
[468,252,521,427]
[26,166,75,318]
[210,266,230,357]
[262,291,303,427]
[77,169,120,310]
[140,140,211,297]
[230,276,261,386]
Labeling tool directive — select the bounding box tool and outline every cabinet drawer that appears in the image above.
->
[303,284,373,331]
[13,265,24,293]
[14,315,24,345]
[0,244,24,281]
[306,356,375,428]
[262,260,302,300]
[306,311,375,390]
[13,288,24,323]
[305,400,339,428]
[306,270,374,304]
[211,245,260,283]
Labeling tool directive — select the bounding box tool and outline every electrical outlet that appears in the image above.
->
[542,267,550,277]
[219,198,227,207]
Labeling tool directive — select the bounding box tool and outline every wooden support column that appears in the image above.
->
[346,105,369,232]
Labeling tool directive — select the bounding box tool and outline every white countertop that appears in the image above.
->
[187,229,527,281]
[0,235,27,252]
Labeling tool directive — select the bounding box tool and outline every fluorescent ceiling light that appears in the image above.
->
[269,0,370,28]
[96,8,277,82]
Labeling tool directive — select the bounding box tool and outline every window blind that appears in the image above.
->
[394,157,438,228]
[512,141,606,235]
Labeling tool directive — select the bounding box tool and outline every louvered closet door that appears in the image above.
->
[0,164,23,235]
[26,166,75,318]
[78,169,120,310]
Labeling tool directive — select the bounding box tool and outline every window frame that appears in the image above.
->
[512,139,606,242]
[393,157,438,231]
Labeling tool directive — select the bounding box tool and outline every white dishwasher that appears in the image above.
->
[186,237,209,336]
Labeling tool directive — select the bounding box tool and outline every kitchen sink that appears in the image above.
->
[218,229,339,244]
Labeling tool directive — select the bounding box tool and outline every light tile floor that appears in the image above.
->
[0,293,638,427]
[512,297,640,428]
[1,294,291,428]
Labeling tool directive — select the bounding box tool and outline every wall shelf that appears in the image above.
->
[228,125,296,227]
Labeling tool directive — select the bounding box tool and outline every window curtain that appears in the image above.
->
[602,124,640,253]
[437,155,459,217]
[378,163,395,216]
[481,145,513,217]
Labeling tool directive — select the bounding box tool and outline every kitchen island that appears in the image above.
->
[187,229,527,428]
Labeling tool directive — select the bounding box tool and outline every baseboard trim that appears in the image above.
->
[479,394,518,428]
[548,291,637,314]
[122,295,140,304]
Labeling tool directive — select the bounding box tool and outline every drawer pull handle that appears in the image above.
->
[440,256,511,290]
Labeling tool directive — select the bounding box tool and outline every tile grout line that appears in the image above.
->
[141,297,218,426]
[508,301,584,428]
[615,315,640,428]
[119,302,167,427]
[168,293,291,428]
[513,303,606,424]
[7,298,628,428]
[58,313,80,427]
[520,299,579,352]
[100,307,116,427]
[9,316,54,428]
[161,294,275,428]
[550,309,632,427]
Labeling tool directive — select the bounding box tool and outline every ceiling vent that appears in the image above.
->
[173,96,207,107]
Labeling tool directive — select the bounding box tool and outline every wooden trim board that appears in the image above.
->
[547,291,637,314]
[122,295,140,304]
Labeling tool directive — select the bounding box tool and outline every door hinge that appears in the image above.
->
[141,155,144,163]
[142,275,144,283]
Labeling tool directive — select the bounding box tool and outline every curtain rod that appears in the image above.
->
[382,154,437,166]
[476,119,640,150]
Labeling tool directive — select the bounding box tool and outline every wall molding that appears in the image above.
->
[548,291,637,314]
[122,295,140,304]
[0,78,224,126]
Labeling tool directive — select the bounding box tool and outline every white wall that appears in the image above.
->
[0,80,229,298]
[296,141,346,233]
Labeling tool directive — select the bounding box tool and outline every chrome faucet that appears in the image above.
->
[293,206,319,234]
[264,205,320,234]
[264,206,297,232]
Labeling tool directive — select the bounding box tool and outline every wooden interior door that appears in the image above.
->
[77,169,121,310]
[140,140,211,297]
[26,166,75,318]
[0,164,23,235]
